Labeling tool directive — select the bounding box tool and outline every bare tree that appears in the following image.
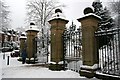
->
[26,0,64,30]
[0,0,11,32]
[26,0,64,48]
[16,26,26,32]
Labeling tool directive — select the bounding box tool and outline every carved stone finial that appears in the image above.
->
[55,9,62,13]
[30,22,35,25]
[83,7,93,15]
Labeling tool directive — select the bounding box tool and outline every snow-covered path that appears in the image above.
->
[1,52,100,80]
[0,52,2,80]
[1,52,84,78]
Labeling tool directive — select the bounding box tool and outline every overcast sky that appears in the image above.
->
[5,0,111,29]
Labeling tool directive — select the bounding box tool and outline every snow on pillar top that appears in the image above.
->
[26,22,39,32]
[0,31,4,34]
[94,0,100,2]
[83,7,94,15]
[77,7,101,21]
[19,32,27,39]
[48,9,69,23]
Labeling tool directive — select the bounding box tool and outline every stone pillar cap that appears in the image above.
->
[21,32,26,35]
[7,32,11,36]
[77,7,101,22]
[0,31,4,34]
[19,36,27,39]
[20,32,27,39]
[77,13,101,22]
[48,9,69,23]
[94,0,100,2]
[13,34,16,37]
[26,24,39,32]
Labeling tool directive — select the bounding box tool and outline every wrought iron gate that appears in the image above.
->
[95,27,120,76]
[63,24,120,76]
[35,31,50,63]
[63,23,82,72]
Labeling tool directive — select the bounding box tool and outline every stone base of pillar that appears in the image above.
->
[49,64,64,71]
[79,68,95,78]
[79,64,98,78]
[18,57,38,64]
[26,58,38,64]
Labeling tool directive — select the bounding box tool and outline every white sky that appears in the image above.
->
[5,0,111,29]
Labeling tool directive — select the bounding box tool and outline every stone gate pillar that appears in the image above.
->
[48,9,69,70]
[77,7,101,77]
[26,23,39,63]
[18,33,27,61]
[0,31,4,47]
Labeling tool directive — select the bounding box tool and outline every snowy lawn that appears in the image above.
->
[1,52,85,78]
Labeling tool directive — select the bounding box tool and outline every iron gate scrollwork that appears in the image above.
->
[35,31,50,64]
[63,22,82,72]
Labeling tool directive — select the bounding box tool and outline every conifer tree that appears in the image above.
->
[92,1,115,48]
[92,1,114,31]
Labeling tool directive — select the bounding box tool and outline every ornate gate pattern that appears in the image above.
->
[63,23,82,72]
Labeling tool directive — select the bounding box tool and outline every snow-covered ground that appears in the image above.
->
[0,52,2,80]
[0,52,99,79]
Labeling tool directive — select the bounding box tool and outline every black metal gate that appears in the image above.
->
[95,28,120,76]
[63,23,82,72]
[63,24,120,76]
[35,31,50,64]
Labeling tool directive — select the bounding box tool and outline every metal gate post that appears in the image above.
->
[77,7,101,78]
